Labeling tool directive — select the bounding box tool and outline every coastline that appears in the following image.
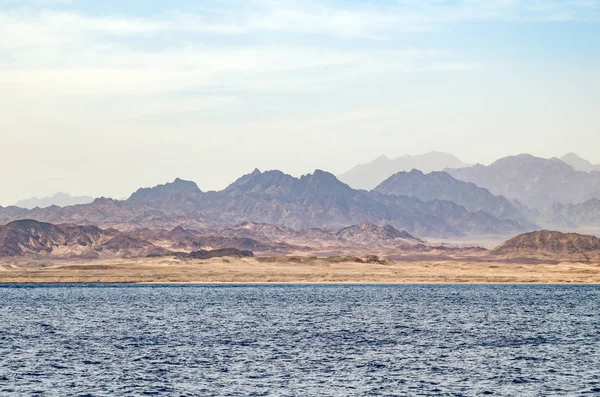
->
[2,256,600,284]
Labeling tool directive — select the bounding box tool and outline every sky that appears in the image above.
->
[1,0,600,205]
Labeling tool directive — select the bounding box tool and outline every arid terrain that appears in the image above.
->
[1,219,600,283]
[3,162,600,285]
[2,255,599,284]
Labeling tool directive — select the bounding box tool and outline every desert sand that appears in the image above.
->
[1,256,599,284]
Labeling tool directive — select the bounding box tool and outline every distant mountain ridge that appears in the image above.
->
[560,153,600,173]
[200,169,519,237]
[0,170,522,238]
[129,178,202,201]
[4,153,600,237]
[540,198,600,228]
[373,169,531,226]
[446,154,600,209]
[338,151,466,190]
[14,192,94,209]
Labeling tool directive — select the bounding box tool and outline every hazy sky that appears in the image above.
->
[1,0,600,205]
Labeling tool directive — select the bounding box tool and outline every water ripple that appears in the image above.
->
[0,284,599,396]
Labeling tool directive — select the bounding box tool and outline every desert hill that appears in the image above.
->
[493,230,600,261]
[335,222,423,247]
[0,219,435,258]
[0,220,281,259]
[0,206,28,225]
[0,219,167,258]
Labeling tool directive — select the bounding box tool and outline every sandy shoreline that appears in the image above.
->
[2,256,600,284]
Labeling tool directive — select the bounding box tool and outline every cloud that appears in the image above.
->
[0,0,587,130]
[0,3,483,100]
[4,0,598,46]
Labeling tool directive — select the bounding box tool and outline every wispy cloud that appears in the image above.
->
[0,3,484,102]
[3,0,598,44]
[0,0,593,123]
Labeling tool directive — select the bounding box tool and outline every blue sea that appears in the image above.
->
[1,284,599,396]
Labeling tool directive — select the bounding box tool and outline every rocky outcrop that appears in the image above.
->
[335,222,423,247]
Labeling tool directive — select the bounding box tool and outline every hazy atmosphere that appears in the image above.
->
[3,4,600,395]
[2,0,600,205]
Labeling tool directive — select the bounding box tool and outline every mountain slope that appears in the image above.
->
[0,206,28,225]
[560,153,600,173]
[540,198,600,228]
[338,151,466,190]
[374,170,531,225]
[446,154,600,209]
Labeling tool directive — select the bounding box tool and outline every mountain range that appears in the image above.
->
[0,169,521,238]
[540,199,600,228]
[0,219,424,258]
[2,152,600,239]
[5,219,600,264]
[446,154,600,210]
[201,169,520,236]
[373,169,531,226]
[337,151,466,190]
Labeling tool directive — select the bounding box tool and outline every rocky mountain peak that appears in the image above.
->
[128,178,202,201]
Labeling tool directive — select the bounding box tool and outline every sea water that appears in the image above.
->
[1,284,599,396]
